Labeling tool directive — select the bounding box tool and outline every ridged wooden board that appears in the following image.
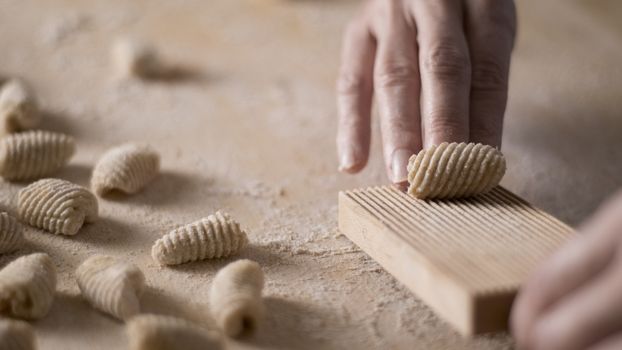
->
[338,186,575,336]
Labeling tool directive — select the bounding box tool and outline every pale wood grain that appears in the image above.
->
[338,186,575,335]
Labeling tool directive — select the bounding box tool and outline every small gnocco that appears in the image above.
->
[0,130,76,181]
[126,314,222,350]
[0,253,57,320]
[407,142,506,200]
[209,259,265,337]
[151,211,248,266]
[0,212,23,254]
[0,78,40,137]
[91,143,160,196]
[76,255,145,321]
[17,178,98,236]
[112,37,161,79]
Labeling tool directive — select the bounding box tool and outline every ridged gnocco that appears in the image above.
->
[18,178,98,236]
[0,253,57,320]
[76,255,145,320]
[407,142,506,200]
[0,318,36,350]
[151,211,248,266]
[126,314,222,350]
[0,79,40,137]
[0,130,75,181]
[209,259,264,337]
[0,212,23,254]
[91,143,160,196]
[112,37,161,79]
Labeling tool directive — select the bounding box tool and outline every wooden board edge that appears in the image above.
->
[338,190,479,336]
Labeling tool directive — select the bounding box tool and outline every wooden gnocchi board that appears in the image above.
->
[338,186,575,336]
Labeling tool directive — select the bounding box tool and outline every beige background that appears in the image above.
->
[0,0,620,349]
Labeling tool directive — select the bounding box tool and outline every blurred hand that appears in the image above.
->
[336,0,516,184]
[512,191,622,350]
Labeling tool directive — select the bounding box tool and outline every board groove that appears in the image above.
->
[338,185,574,335]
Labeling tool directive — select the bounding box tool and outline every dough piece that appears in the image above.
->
[407,142,506,199]
[0,318,36,350]
[0,79,40,137]
[0,212,24,254]
[91,143,160,196]
[18,178,98,236]
[126,314,222,350]
[76,255,145,320]
[151,211,248,266]
[0,130,75,181]
[209,259,264,337]
[0,253,56,320]
[112,37,161,79]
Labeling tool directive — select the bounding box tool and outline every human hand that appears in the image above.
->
[336,0,516,184]
[511,191,622,350]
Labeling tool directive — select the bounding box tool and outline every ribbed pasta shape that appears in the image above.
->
[76,255,145,321]
[18,178,98,236]
[0,318,36,350]
[209,259,264,337]
[0,253,56,320]
[112,37,161,79]
[76,255,145,320]
[0,130,75,181]
[126,314,222,350]
[91,143,160,196]
[407,142,506,200]
[0,212,23,254]
[0,79,40,137]
[151,211,248,266]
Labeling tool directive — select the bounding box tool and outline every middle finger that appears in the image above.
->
[410,0,471,147]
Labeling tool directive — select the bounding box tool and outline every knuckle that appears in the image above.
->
[426,109,466,135]
[385,115,417,132]
[422,43,471,83]
[337,72,367,96]
[375,62,418,89]
[339,114,367,129]
[471,59,508,92]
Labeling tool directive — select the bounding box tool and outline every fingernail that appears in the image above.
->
[339,151,357,173]
[391,148,412,184]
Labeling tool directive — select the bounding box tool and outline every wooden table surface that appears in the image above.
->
[0,0,621,349]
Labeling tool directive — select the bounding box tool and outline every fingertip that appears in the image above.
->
[389,148,412,184]
[391,180,408,192]
[338,148,367,174]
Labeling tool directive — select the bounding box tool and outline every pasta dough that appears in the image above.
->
[151,211,248,266]
[0,253,56,320]
[0,79,40,137]
[126,314,222,350]
[112,37,161,79]
[76,255,145,320]
[0,318,36,350]
[209,259,264,337]
[407,142,506,199]
[18,178,98,236]
[0,212,23,254]
[91,143,160,196]
[0,130,75,181]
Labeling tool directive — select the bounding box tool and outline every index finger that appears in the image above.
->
[336,16,376,173]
